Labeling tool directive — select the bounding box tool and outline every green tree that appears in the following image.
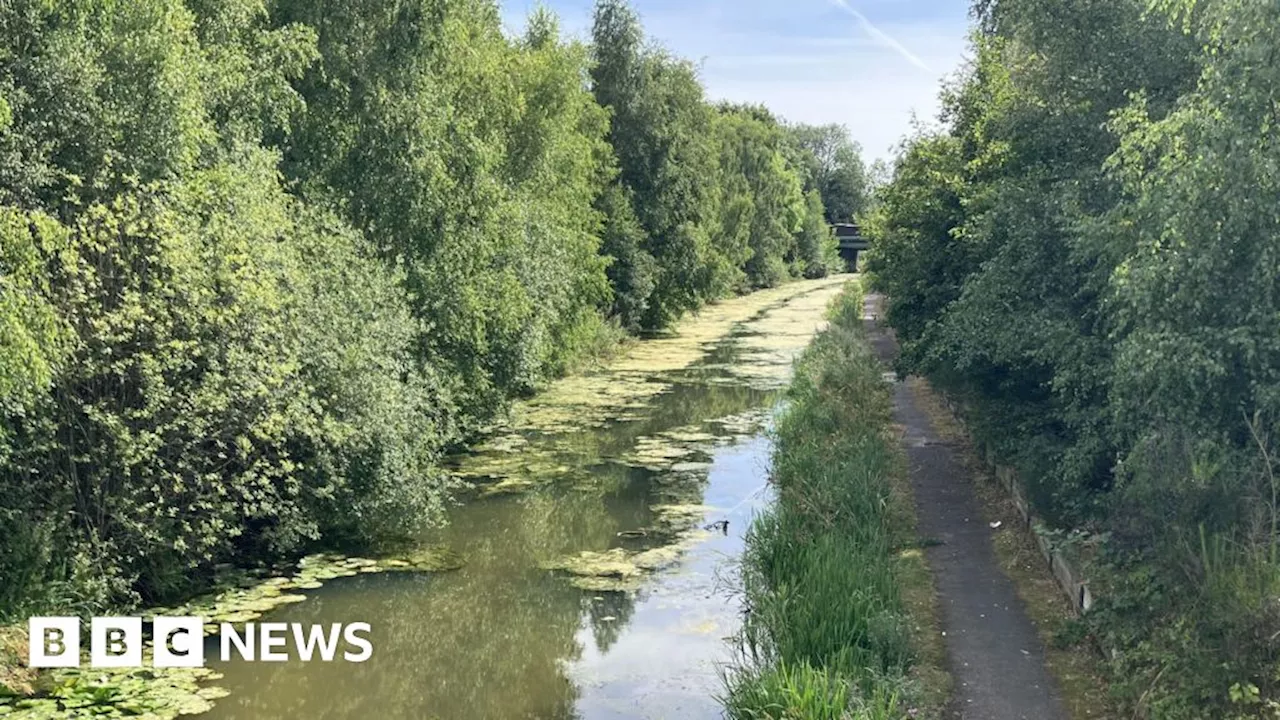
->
[787,123,868,224]
[793,189,839,279]
[274,0,614,420]
[0,0,453,616]
[712,104,807,289]
[591,0,723,328]
[864,0,1280,714]
[871,1,1195,521]
[862,132,968,358]
[0,0,863,623]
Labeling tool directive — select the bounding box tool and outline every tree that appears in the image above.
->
[713,104,807,288]
[0,0,453,616]
[863,0,1280,713]
[274,0,615,419]
[787,123,868,223]
[591,0,724,328]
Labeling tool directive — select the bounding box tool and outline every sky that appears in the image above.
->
[499,0,974,164]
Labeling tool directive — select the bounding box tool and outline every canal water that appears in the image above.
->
[197,276,851,720]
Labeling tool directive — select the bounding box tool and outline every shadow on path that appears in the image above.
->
[863,293,1068,720]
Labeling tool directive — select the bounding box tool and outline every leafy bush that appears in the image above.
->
[0,0,867,620]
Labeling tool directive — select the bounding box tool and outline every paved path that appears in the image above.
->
[863,293,1069,720]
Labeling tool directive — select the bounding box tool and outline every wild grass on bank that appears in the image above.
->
[723,284,940,720]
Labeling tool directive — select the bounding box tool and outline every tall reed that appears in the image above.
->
[723,283,919,719]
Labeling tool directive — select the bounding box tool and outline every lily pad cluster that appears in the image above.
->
[0,664,228,719]
[145,549,463,633]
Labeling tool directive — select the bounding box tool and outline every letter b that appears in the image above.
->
[28,617,80,668]
[91,617,142,667]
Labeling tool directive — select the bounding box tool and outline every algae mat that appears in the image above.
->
[457,274,851,478]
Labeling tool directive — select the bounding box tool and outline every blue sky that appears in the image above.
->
[500,0,973,163]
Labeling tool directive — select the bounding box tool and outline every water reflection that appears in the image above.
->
[197,277,849,720]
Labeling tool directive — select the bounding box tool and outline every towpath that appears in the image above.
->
[863,292,1069,720]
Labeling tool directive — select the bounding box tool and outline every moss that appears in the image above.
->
[0,629,36,699]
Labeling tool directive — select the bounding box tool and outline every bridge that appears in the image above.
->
[833,223,867,272]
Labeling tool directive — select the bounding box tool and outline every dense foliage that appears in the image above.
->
[0,0,861,618]
[588,0,848,328]
[866,0,1280,715]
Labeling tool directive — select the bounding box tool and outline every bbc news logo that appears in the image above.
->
[28,617,373,668]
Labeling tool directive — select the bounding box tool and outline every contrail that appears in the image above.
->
[828,0,933,73]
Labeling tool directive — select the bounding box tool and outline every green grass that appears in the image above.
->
[722,283,943,719]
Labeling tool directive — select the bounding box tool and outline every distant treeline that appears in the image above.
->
[0,0,867,618]
[867,0,1280,716]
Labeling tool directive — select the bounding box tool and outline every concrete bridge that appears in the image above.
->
[833,223,867,271]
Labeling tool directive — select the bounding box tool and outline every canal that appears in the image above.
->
[197,276,852,720]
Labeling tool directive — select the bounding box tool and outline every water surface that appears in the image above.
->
[198,276,850,720]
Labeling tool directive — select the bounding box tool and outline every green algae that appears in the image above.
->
[670,461,714,473]
[651,504,716,529]
[0,547,463,720]
[447,277,851,500]
[540,548,640,579]
[538,529,713,592]
[709,408,774,436]
[476,477,539,498]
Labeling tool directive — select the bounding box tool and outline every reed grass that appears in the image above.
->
[723,283,927,719]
